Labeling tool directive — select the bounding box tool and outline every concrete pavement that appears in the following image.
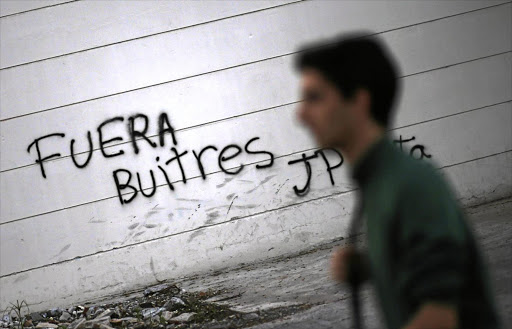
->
[177,197,512,328]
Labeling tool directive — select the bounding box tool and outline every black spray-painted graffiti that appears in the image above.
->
[287,149,343,196]
[26,112,432,205]
[393,135,432,160]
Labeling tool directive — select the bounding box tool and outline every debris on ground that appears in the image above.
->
[0,283,311,329]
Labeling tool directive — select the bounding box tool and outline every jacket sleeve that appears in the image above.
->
[395,166,468,311]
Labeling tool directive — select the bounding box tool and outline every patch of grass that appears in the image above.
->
[133,306,143,320]
[3,299,30,329]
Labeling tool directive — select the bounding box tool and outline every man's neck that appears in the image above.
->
[340,124,386,166]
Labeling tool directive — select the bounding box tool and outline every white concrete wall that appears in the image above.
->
[0,0,510,312]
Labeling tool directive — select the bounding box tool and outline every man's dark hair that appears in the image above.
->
[293,31,401,128]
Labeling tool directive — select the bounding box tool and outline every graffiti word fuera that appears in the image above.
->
[26,113,178,178]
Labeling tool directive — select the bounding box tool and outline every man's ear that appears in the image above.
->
[353,88,372,120]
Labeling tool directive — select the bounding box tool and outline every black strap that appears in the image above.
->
[348,189,365,244]
[347,189,365,329]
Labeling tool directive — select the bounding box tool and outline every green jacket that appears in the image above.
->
[350,134,500,329]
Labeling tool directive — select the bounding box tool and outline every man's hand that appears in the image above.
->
[402,302,458,329]
[330,246,355,283]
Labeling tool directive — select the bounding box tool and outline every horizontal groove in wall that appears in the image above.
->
[1,2,509,122]
[0,0,305,69]
[0,0,78,19]
[2,0,503,69]
[2,50,509,174]
[2,99,509,225]
[1,99,509,225]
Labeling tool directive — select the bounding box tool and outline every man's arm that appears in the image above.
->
[396,168,468,329]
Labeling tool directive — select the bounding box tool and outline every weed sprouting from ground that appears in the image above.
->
[2,300,30,329]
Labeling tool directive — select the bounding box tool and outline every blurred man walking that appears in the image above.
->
[293,32,500,329]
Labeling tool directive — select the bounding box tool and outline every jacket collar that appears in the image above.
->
[350,133,393,188]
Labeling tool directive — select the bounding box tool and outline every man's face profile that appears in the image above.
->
[297,68,359,149]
